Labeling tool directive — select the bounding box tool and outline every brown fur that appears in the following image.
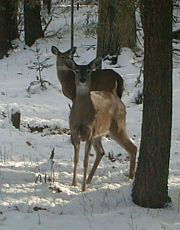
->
[67,59,137,191]
[52,46,124,100]
[51,46,76,100]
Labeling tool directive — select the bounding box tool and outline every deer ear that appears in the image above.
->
[65,59,76,70]
[89,57,102,70]
[51,46,60,55]
[68,46,77,56]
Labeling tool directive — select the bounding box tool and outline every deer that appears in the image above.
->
[51,46,77,100]
[65,58,137,192]
[51,46,124,100]
[51,46,126,180]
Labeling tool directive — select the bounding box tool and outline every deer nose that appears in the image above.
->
[79,77,86,83]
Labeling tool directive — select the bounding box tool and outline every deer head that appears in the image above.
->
[65,57,102,95]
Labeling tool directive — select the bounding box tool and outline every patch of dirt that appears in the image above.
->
[22,123,71,136]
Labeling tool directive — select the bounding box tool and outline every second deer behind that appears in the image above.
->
[51,46,124,100]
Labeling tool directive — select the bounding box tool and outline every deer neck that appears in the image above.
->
[57,62,67,72]
[76,82,90,96]
[75,83,92,108]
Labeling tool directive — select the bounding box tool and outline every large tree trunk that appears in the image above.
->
[0,1,11,58]
[24,0,44,47]
[132,0,172,208]
[97,0,136,58]
[6,0,19,41]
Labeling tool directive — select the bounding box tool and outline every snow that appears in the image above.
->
[0,3,180,230]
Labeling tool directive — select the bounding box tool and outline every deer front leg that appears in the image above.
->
[71,132,80,186]
[82,140,92,192]
[87,137,105,184]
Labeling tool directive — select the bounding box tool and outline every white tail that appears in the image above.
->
[65,58,137,191]
[51,46,124,100]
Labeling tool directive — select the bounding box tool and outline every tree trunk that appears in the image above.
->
[43,0,52,15]
[24,0,44,47]
[132,0,172,208]
[0,1,11,58]
[6,0,19,41]
[97,0,136,58]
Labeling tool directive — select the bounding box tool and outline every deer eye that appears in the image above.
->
[86,69,91,74]
[75,69,80,74]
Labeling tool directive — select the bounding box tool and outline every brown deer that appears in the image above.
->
[51,46,77,100]
[65,58,137,192]
[51,46,124,100]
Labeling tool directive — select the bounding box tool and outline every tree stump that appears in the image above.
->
[11,108,21,129]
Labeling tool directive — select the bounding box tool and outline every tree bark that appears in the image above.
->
[97,0,136,58]
[24,0,44,47]
[132,0,173,208]
[43,0,52,15]
[0,1,11,58]
[6,0,19,41]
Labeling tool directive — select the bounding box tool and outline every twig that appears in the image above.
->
[43,16,53,33]
[135,64,143,87]
[178,192,180,213]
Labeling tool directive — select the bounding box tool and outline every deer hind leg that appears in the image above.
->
[111,129,137,179]
[87,137,105,184]
[82,140,92,192]
[71,132,80,186]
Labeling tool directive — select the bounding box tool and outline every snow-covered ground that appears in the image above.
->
[0,3,180,230]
